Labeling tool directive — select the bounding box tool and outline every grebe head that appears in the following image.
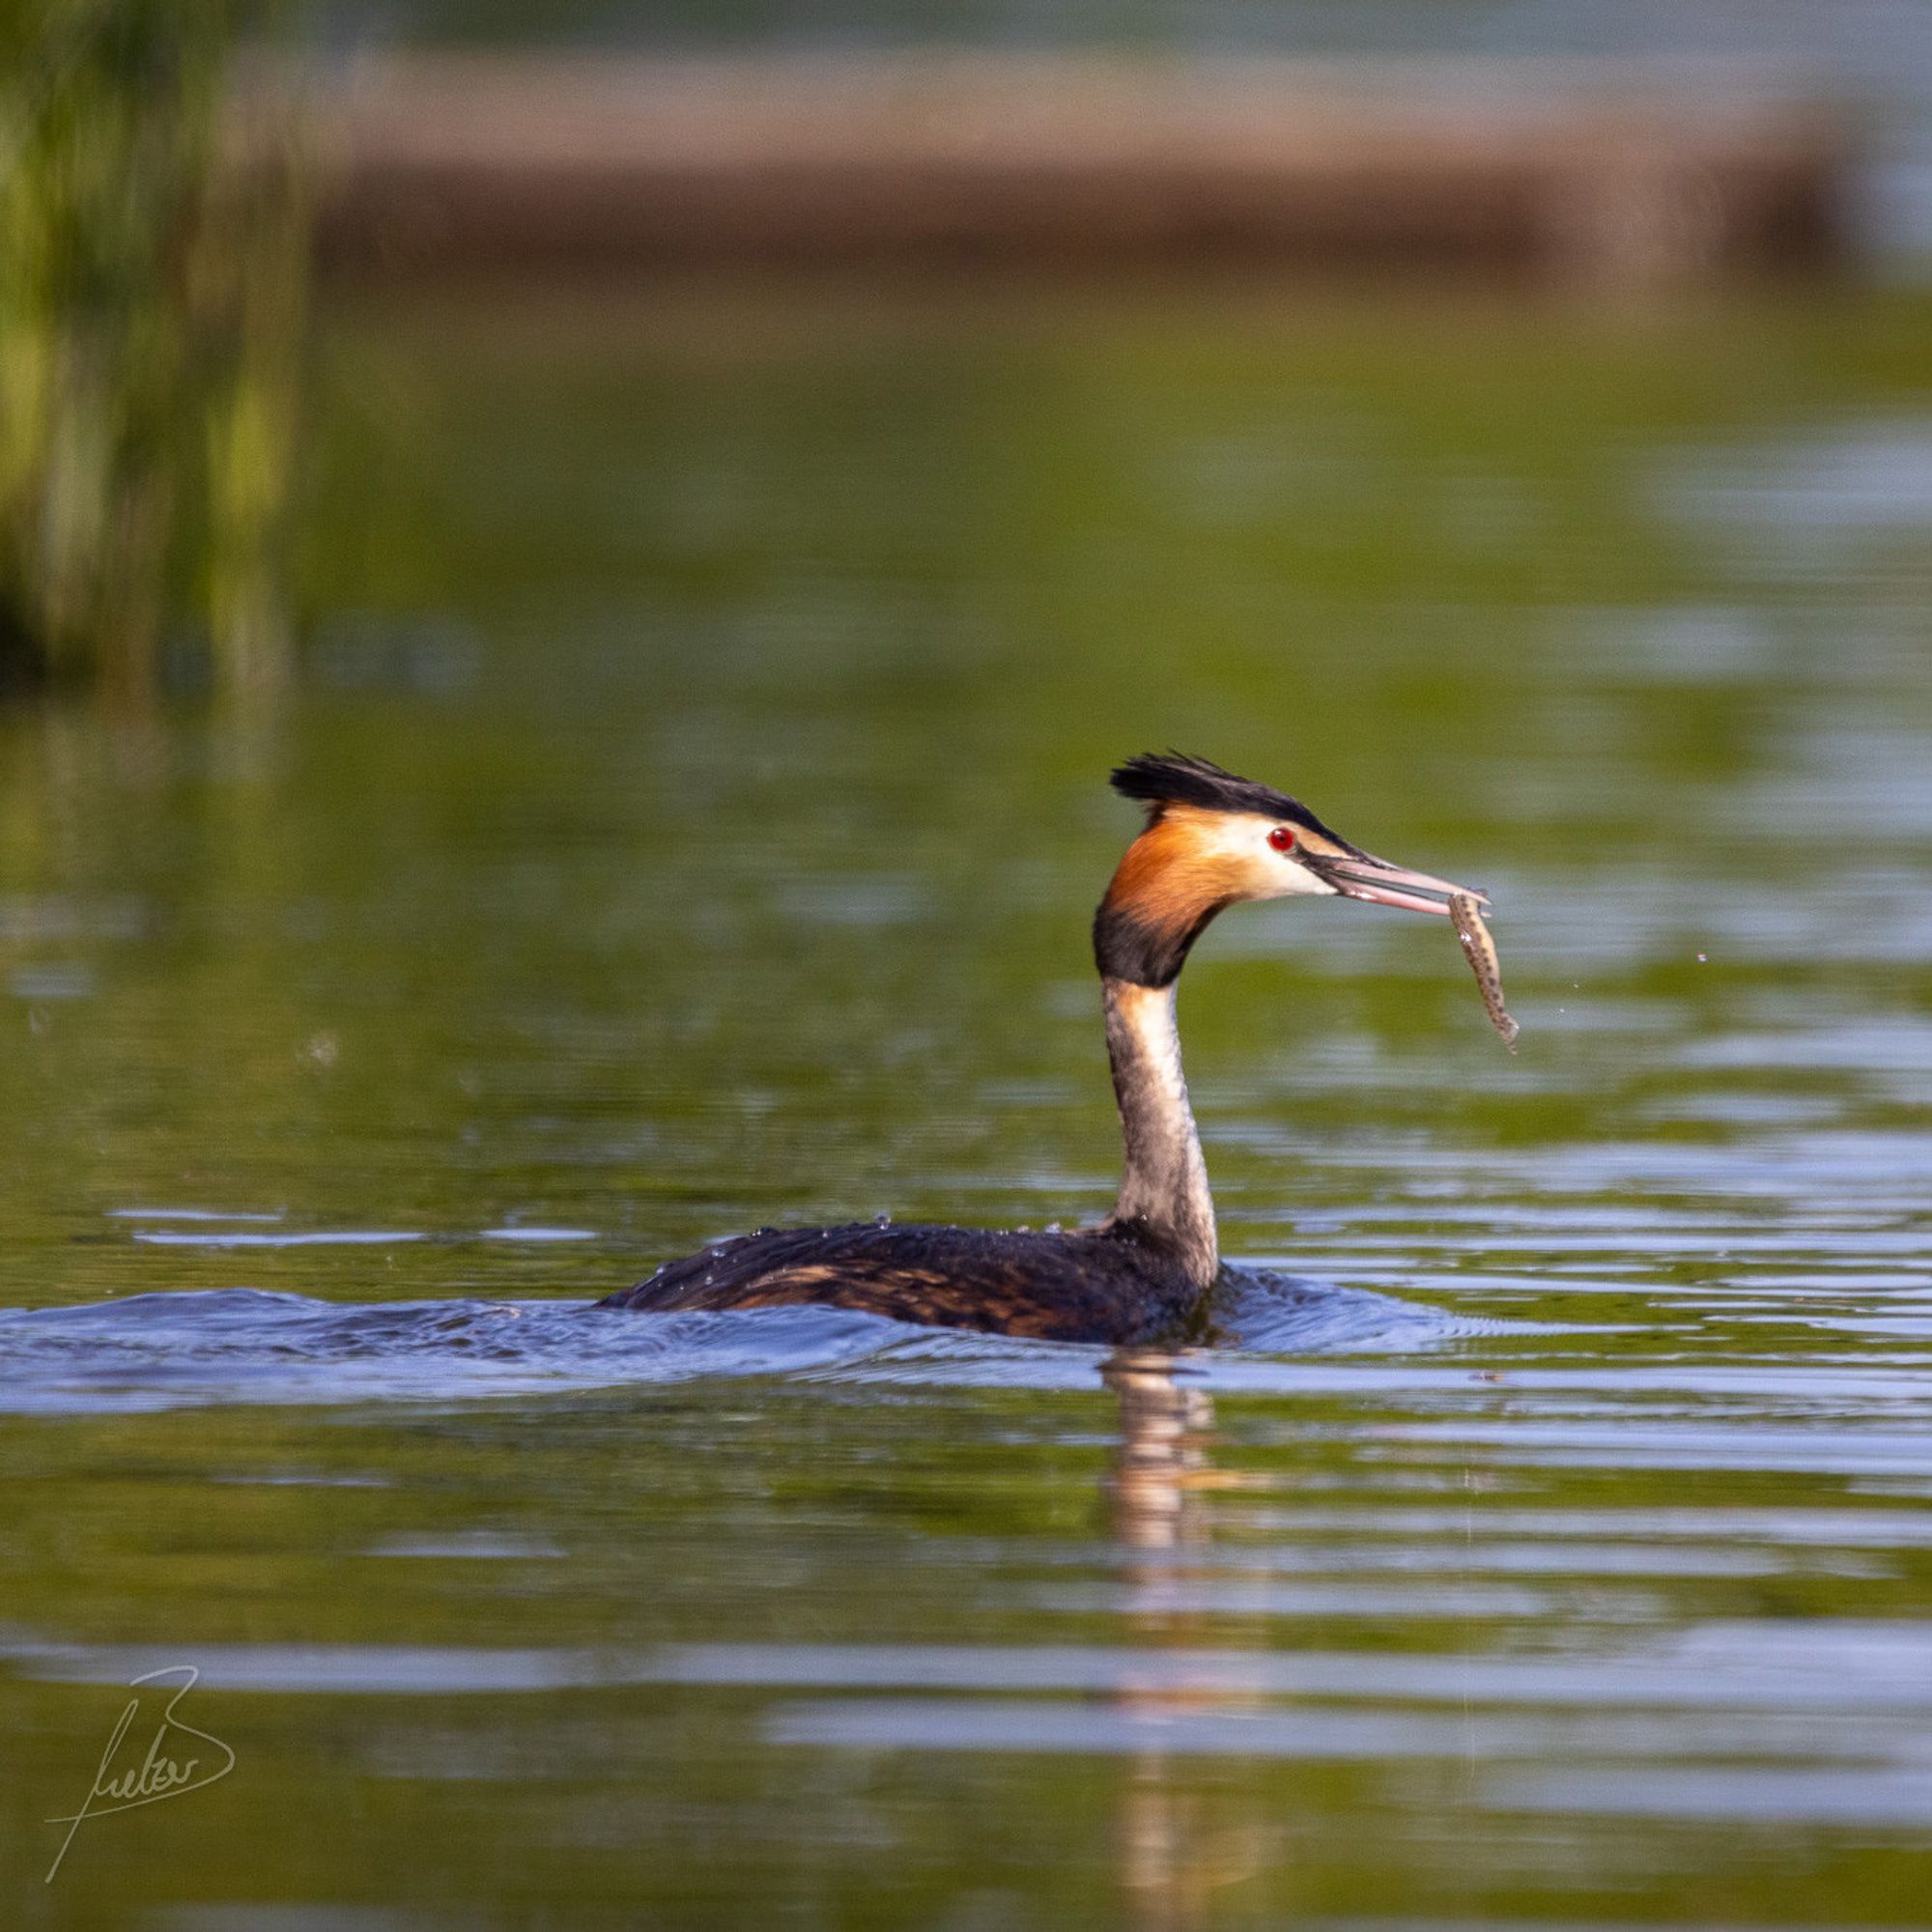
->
[1094,751,1487,987]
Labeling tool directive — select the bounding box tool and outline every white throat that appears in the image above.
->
[1099,976,1218,1287]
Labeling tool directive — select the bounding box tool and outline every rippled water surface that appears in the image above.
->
[2,286,1930,1926]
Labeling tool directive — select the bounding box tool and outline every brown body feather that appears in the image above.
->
[596,1221,1208,1345]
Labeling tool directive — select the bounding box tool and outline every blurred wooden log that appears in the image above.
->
[302,53,1855,285]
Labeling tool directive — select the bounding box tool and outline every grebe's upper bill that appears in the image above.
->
[1304,851,1490,919]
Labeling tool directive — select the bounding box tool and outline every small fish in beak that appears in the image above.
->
[1450,892,1520,1051]
[1302,845,1519,1049]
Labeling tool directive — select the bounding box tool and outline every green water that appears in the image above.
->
[2,283,1931,1927]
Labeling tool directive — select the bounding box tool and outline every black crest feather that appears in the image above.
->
[1108,752,1359,851]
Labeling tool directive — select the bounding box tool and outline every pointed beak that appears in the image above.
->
[1308,850,1488,918]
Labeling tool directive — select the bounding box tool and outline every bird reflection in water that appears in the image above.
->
[1104,1350,1218,1554]
[1101,1350,1276,1928]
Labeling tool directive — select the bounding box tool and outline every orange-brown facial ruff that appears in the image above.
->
[1094,804,1356,987]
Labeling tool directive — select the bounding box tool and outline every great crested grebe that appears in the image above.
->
[599,753,1488,1345]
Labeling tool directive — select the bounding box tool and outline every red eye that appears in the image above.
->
[1268,825,1296,853]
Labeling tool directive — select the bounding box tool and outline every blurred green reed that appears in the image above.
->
[0,0,307,697]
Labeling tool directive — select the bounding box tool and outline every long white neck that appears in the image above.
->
[1100,976,1218,1288]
